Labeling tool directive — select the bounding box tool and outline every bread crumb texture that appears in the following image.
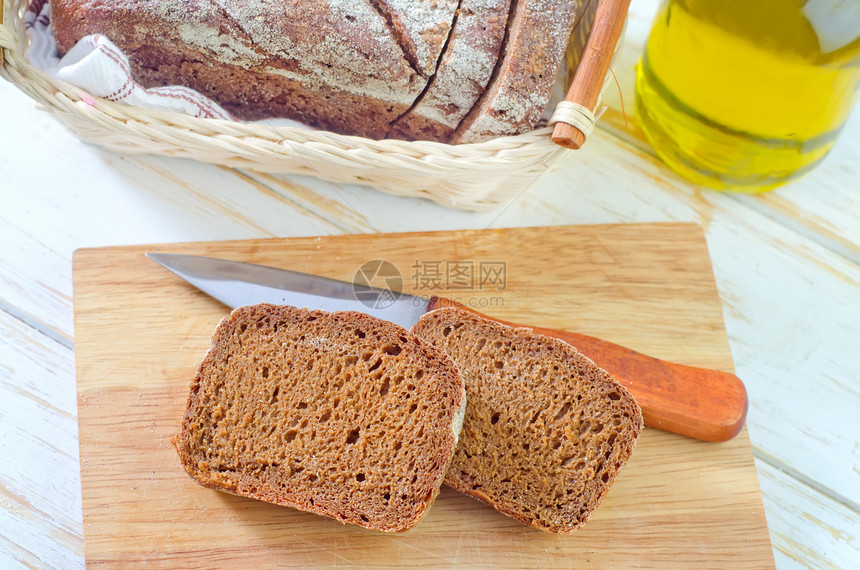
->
[412,307,643,533]
[173,304,464,532]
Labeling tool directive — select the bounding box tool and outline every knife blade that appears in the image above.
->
[147,252,748,442]
[146,253,430,329]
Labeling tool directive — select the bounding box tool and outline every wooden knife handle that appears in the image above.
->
[427,297,748,442]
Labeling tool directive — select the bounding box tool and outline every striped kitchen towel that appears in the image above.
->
[25,0,234,120]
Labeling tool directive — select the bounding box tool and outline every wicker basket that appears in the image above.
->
[0,0,626,210]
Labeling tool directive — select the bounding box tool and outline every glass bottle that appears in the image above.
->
[635,0,860,192]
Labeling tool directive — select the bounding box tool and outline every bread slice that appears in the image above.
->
[411,307,642,533]
[450,0,579,143]
[388,0,512,142]
[173,304,466,532]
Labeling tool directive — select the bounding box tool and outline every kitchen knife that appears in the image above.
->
[147,252,747,442]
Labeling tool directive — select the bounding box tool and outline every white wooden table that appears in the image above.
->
[1,0,858,567]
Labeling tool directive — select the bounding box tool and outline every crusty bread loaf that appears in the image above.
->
[50,0,579,142]
[173,304,466,532]
[388,0,512,142]
[451,0,579,143]
[51,0,458,138]
[412,308,642,533]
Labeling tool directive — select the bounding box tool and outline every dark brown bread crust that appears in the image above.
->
[372,0,460,78]
[388,0,512,142]
[50,0,458,138]
[173,304,465,532]
[451,0,579,143]
[412,307,642,533]
[50,0,578,142]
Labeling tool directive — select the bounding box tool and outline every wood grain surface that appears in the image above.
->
[72,223,773,567]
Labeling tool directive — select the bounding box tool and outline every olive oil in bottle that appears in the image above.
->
[635,0,860,192]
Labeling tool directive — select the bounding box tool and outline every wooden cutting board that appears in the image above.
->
[72,223,774,567]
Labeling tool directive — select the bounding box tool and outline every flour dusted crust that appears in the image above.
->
[451,0,579,143]
[374,0,460,77]
[51,0,458,138]
[412,307,642,533]
[51,0,578,142]
[173,304,466,532]
[389,0,512,142]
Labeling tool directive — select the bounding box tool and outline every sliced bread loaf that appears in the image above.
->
[173,303,466,532]
[411,307,642,533]
[450,0,579,143]
[51,0,458,138]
